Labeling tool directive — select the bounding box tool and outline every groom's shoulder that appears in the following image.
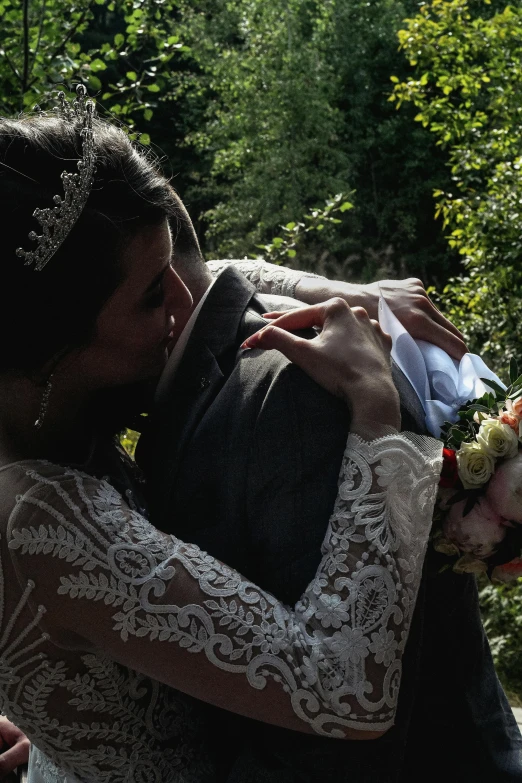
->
[227,296,348,425]
[239,290,301,339]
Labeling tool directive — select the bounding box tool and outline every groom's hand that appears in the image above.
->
[295,276,468,361]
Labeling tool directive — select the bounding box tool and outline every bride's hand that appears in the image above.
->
[241,298,400,435]
[295,276,468,360]
[0,716,30,780]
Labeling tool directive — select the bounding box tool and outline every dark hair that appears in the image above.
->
[0,110,197,373]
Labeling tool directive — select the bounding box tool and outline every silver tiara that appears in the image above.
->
[15,84,96,272]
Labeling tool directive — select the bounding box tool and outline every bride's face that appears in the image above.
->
[76,219,193,388]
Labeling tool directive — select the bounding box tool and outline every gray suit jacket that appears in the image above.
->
[137,266,522,782]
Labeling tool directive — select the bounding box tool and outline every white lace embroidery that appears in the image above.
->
[2,433,441,781]
[207,258,324,299]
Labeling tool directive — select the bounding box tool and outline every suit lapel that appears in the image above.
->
[137,267,257,522]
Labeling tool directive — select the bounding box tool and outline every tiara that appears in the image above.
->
[15,84,96,272]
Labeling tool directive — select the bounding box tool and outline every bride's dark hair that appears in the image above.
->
[0,111,195,374]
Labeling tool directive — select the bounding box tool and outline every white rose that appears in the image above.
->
[456,441,495,489]
[477,418,519,460]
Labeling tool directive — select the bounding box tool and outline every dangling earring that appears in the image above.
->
[34,374,54,430]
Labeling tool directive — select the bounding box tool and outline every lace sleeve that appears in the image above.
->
[8,433,441,738]
[207,258,325,299]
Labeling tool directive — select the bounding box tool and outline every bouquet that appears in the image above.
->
[433,359,522,582]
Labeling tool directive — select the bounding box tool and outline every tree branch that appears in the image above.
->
[2,50,22,84]
[27,6,90,91]
[29,0,48,79]
[22,0,30,97]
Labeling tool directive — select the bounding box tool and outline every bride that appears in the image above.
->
[0,87,442,782]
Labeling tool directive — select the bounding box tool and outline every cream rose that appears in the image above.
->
[456,441,495,489]
[477,418,519,459]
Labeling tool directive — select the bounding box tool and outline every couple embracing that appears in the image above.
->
[0,87,520,783]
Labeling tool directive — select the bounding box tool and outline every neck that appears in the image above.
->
[0,371,95,466]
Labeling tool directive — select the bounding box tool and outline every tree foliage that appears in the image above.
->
[0,0,458,283]
[256,193,354,265]
[169,0,456,281]
[0,0,97,113]
[480,577,522,704]
[0,0,188,140]
[391,0,522,372]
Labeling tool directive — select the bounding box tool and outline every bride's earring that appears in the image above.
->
[34,374,54,430]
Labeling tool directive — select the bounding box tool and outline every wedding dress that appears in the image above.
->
[0,262,442,783]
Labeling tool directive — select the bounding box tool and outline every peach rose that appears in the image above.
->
[491,558,522,583]
[512,397,522,417]
[498,410,521,434]
[443,496,507,558]
[486,452,522,523]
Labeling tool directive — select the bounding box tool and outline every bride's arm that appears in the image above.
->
[207,258,467,359]
[7,300,442,740]
[8,431,441,739]
[207,257,324,299]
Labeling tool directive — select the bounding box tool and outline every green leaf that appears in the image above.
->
[286,249,297,257]
[126,71,137,81]
[90,58,107,73]
[480,379,507,398]
[139,133,151,145]
[147,83,160,93]
[339,201,353,212]
[88,75,102,91]
[449,428,467,444]
[114,33,124,47]
[143,108,153,121]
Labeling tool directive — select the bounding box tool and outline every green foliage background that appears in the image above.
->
[1,0,521,699]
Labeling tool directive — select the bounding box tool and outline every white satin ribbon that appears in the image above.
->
[378,295,506,437]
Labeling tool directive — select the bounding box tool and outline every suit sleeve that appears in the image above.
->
[246,362,351,605]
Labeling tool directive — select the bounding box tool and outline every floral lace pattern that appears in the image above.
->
[1,433,441,781]
[207,259,324,299]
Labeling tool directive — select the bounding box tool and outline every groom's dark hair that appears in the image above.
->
[169,205,212,301]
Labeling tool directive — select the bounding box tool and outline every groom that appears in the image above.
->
[136,220,522,782]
